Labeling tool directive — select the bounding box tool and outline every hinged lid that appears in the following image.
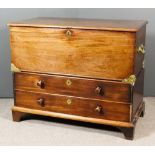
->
[8,17,148,32]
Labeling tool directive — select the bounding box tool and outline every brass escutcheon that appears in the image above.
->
[66,99,72,105]
[66,79,72,86]
[66,29,72,37]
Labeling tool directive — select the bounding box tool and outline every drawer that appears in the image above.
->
[14,72,131,103]
[10,27,135,80]
[15,90,131,122]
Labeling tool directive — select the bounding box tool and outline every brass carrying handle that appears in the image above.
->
[37,80,45,89]
[37,98,45,107]
[95,105,102,113]
[137,44,145,54]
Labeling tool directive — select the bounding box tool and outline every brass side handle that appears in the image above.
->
[37,80,45,89]
[137,44,145,54]
[37,98,45,107]
[95,86,103,95]
[142,60,145,69]
[95,105,102,113]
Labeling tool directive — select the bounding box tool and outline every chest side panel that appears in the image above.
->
[133,25,146,75]
[132,69,144,120]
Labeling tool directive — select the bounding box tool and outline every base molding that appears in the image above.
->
[12,102,145,140]
[12,106,134,127]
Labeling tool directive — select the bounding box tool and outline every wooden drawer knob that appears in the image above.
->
[37,80,45,89]
[95,86,103,95]
[95,105,102,113]
[37,98,45,107]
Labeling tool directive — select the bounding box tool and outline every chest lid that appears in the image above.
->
[8,17,147,32]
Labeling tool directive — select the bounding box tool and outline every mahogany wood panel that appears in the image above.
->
[132,69,144,120]
[15,90,130,122]
[8,17,147,32]
[12,106,134,127]
[134,25,146,75]
[14,72,131,103]
[10,27,136,80]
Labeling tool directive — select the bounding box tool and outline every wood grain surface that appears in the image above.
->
[8,17,147,32]
[131,69,144,120]
[14,72,131,102]
[10,27,136,80]
[14,90,130,122]
[134,25,146,75]
[12,106,134,127]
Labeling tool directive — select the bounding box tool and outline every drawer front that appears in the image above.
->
[15,90,130,122]
[10,27,135,80]
[15,72,131,102]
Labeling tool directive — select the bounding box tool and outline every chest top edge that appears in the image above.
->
[7,17,148,32]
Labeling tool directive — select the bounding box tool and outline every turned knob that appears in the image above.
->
[95,86,102,95]
[37,98,45,107]
[37,80,45,89]
[95,105,102,113]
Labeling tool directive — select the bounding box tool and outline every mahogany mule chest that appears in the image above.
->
[8,17,147,140]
